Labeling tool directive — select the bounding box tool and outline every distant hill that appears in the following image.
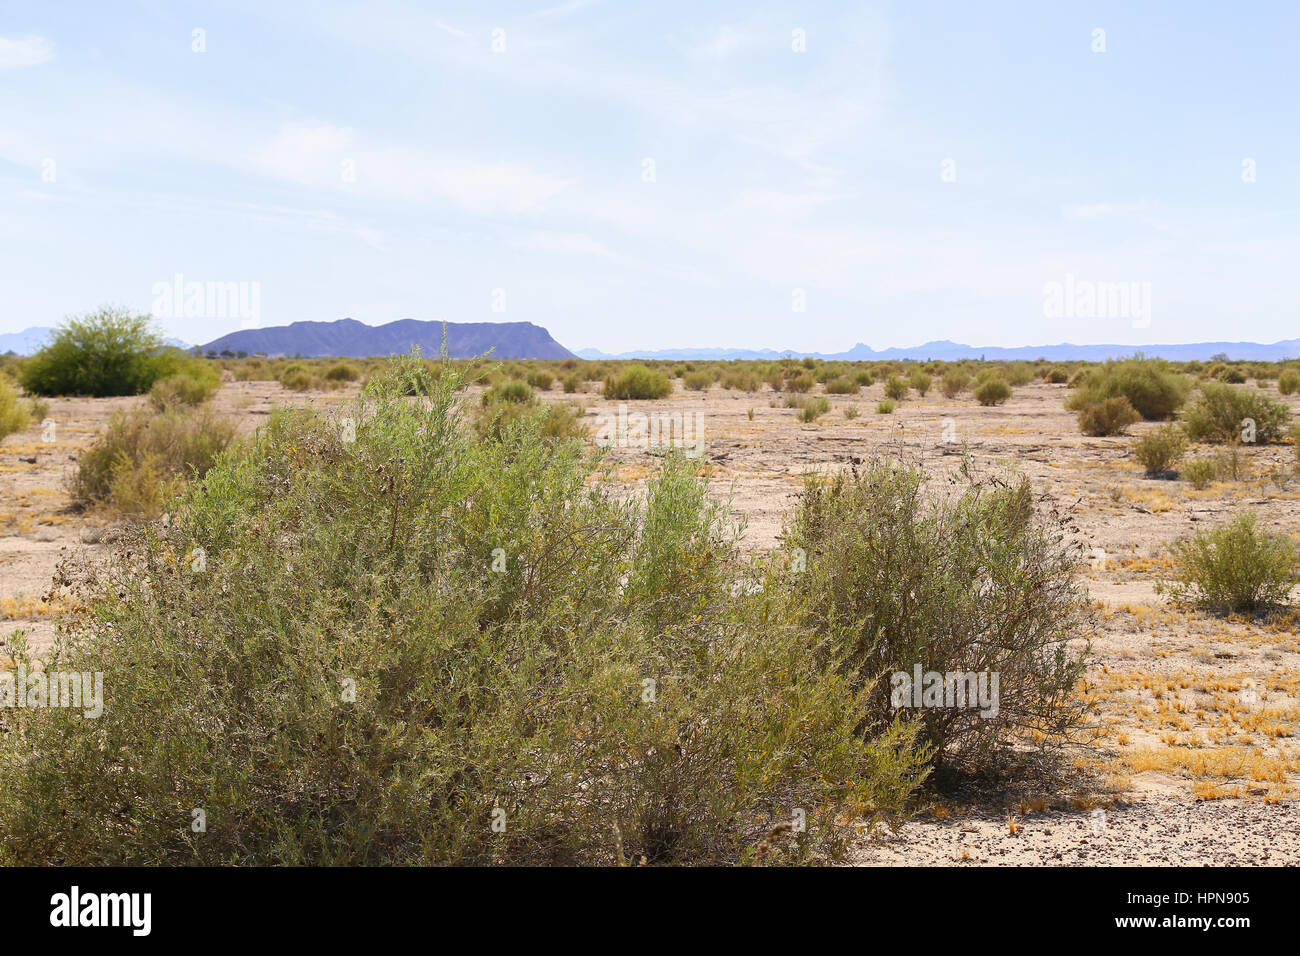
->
[577,338,1300,363]
[0,326,190,355]
[200,318,574,359]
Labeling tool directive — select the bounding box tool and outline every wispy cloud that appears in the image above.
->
[0,33,52,70]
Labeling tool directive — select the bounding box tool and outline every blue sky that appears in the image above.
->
[2,1,1298,352]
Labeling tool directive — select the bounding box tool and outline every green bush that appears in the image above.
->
[683,370,713,391]
[0,378,28,442]
[603,365,673,400]
[147,362,221,410]
[1278,369,1300,395]
[783,460,1090,769]
[1132,424,1187,477]
[0,356,926,865]
[1181,383,1291,444]
[785,372,815,393]
[1044,367,1069,384]
[1065,357,1191,421]
[1077,396,1140,437]
[843,404,860,419]
[279,364,315,391]
[940,369,970,398]
[19,307,184,397]
[908,370,932,397]
[825,376,858,395]
[974,379,1011,406]
[875,399,895,414]
[853,369,875,387]
[1182,457,1215,490]
[323,362,360,383]
[72,405,236,517]
[525,369,554,391]
[884,375,909,401]
[561,372,583,394]
[1159,513,1297,614]
[794,395,830,422]
[483,379,535,405]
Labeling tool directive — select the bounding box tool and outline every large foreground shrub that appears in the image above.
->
[783,460,1091,771]
[0,356,925,865]
[19,307,184,397]
[1159,513,1297,614]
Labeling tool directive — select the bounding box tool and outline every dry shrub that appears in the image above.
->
[1077,396,1140,436]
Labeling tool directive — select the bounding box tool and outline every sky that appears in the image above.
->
[1,0,1298,353]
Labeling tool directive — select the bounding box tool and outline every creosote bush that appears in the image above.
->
[1159,513,1298,614]
[974,378,1011,406]
[1065,357,1190,421]
[1132,424,1187,477]
[782,460,1090,770]
[0,378,28,441]
[1181,383,1291,444]
[147,362,221,410]
[1077,396,1140,437]
[1182,457,1215,490]
[603,365,673,401]
[71,404,236,517]
[0,355,927,865]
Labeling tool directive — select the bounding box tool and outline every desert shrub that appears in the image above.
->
[147,362,221,410]
[71,405,235,516]
[940,369,970,398]
[1005,366,1035,387]
[683,370,713,391]
[1159,513,1297,614]
[825,376,858,395]
[974,379,1011,406]
[1218,366,1247,384]
[19,307,184,397]
[603,365,672,400]
[853,369,875,387]
[323,362,360,384]
[783,460,1090,770]
[884,375,909,401]
[1044,367,1069,384]
[1077,396,1140,437]
[1064,357,1190,421]
[476,399,588,442]
[1278,369,1300,395]
[793,395,830,422]
[526,369,554,391]
[908,370,932,397]
[1132,424,1187,477]
[875,399,895,414]
[843,405,859,420]
[0,355,926,865]
[561,373,582,393]
[279,364,315,391]
[785,372,815,393]
[1181,383,1291,444]
[1183,457,1215,489]
[483,379,535,405]
[721,369,760,391]
[0,378,29,442]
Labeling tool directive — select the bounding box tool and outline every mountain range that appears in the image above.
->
[199,318,574,359]
[577,338,1300,362]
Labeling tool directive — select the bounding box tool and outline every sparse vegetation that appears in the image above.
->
[974,378,1011,406]
[603,365,673,401]
[1066,357,1191,422]
[1181,383,1291,444]
[1132,425,1187,477]
[1077,396,1140,437]
[1160,513,1298,614]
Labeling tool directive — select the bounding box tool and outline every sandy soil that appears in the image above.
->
[2,375,1298,864]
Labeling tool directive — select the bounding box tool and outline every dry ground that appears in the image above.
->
[2,375,1298,864]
